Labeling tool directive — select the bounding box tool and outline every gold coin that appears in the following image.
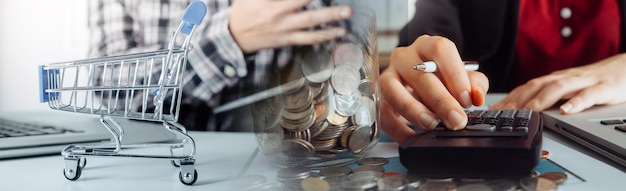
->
[314,103,327,122]
[340,126,358,148]
[539,172,568,184]
[536,177,558,191]
[300,177,330,191]
[327,112,349,125]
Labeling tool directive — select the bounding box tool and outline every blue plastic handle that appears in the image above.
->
[180,1,208,34]
[38,65,59,103]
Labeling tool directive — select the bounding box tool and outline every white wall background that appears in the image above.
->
[0,0,89,112]
[0,0,414,112]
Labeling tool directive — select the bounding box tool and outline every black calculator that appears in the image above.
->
[398,109,542,178]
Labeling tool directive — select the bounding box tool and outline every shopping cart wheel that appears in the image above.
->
[179,169,198,185]
[78,157,87,169]
[63,164,82,181]
[63,157,82,181]
[171,160,181,167]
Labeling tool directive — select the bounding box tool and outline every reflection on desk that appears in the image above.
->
[0,130,624,191]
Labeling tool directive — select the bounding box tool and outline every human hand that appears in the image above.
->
[229,0,352,53]
[491,53,626,114]
[379,35,489,143]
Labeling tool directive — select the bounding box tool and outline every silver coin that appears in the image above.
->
[300,177,331,191]
[309,82,325,101]
[353,164,385,173]
[333,43,364,69]
[283,85,313,112]
[277,166,311,180]
[314,81,330,103]
[358,79,376,98]
[348,125,373,154]
[311,138,336,152]
[331,64,361,95]
[281,77,306,94]
[378,175,409,191]
[280,112,315,132]
[289,129,312,143]
[358,157,389,166]
[280,139,315,158]
[301,50,334,83]
[335,89,362,117]
[310,120,330,138]
[340,179,378,191]
[319,166,352,177]
[349,171,383,181]
[256,125,284,155]
[282,103,314,121]
[353,96,376,127]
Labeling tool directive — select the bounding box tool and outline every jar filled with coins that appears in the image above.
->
[251,0,379,168]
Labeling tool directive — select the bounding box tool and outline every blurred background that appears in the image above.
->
[0,0,415,112]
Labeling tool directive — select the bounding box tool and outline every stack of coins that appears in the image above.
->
[253,40,379,167]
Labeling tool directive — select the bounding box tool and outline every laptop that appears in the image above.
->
[542,103,626,168]
[0,110,177,159]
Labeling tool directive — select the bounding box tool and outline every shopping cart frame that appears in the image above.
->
[38,1,207,185]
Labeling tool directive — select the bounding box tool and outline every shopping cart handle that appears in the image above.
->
[180,1,207,34]
[38,65,59,103]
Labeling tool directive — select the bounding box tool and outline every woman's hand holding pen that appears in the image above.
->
[229,0,352,53]
[491,53,626,114]
[379,35,489,143]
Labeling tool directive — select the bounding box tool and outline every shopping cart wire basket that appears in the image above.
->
[38,1,207,185]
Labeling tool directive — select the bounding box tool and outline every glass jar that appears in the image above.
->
[252,0,379,169]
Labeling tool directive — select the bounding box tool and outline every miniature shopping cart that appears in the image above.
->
[37,1,207,185]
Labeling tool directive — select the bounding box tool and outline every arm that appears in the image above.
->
[491,53,626,114]
[185,0,353,103]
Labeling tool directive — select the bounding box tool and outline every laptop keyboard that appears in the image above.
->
[0,117,80,138]
[599,119,626,133]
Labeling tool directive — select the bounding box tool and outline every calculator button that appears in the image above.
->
[616,125,626,133]
[433,131,525,138]
[466,124,496,131]
[515,126,529,132]
[500,126,513,131]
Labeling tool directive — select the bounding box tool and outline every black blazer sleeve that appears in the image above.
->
[398,0,520,92]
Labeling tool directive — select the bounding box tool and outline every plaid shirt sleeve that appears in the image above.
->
[87,0,323,130]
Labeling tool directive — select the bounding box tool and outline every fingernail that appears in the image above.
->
[459,91,472,108]
[420,113,439,130]
[560,103,573,113]
[448,110,467,130]
[338,7,351,18]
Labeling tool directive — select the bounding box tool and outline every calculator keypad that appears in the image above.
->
[432,109,533,138]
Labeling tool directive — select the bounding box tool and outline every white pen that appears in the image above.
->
[412,61,479,72]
